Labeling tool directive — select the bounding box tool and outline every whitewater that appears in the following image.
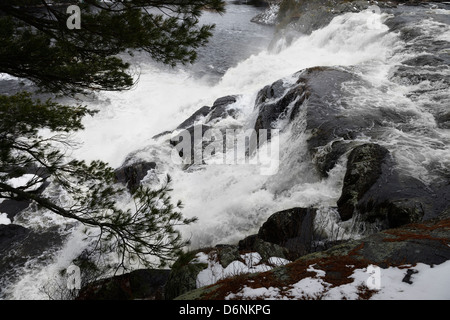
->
[70,8,399,246]
[1,2,449,299]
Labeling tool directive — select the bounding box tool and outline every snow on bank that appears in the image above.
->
[192,252,290,289]
[0,175,43,225]
[224,260,450,300]
[0,212,11,225]
[5,174,43,192]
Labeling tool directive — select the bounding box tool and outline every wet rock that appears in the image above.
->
[215,244,240,268]
[151,95,239,146]
[176,106,211,130]
[356,171,448,228]
[77,269,170,300]
[238,235,289,261]
[164,250,209,300]
[251,3,280,26]
[337,143,390,221]
[206,95,239,124]
[257,207,317,258]
[436,111,450,129]
[253,78,307,133]
[253,66,365,176]
[336,143,448,228]
[115,160,156,193]
[0,200,32,223]
[0,165,51,222]
[170,124,212,167]
[314,139,355,178]
[402,54,446,67]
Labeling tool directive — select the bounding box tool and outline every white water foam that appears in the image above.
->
[45,10,401,250]
[8,9,446,299]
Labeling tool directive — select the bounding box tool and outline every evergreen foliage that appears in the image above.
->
[0,0,223,271]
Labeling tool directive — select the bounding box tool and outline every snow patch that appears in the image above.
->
[6,174,43,192]
[192,251,290,289]
[223,261,450,300]
[0,212,11,225]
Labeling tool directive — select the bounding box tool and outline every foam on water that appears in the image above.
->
[4,7,450,299]
[71,10,398,167]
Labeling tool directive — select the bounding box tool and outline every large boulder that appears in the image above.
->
[0,224,29,253]
[168,95,240,169]
[252,65,448,229]
[176,106,211,130]
[252,66,369,177]
[257,207,317,258]
[337,143,449,228]
[238,235,289,262]
[76,269,170,300]
[164,250,209,300]
[205,95,239,124]
[337,143,391,221]
[0,165,50,222]
[115,160,156,193]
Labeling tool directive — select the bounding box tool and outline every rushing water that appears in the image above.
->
[1,2,449,299]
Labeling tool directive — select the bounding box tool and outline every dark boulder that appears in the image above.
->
[77,269,171,300]
[176,106,211,130]
[215,244,240,268]
[337,143,390,221]
[0,165,51,222]
[254,78,307,134]
[0,200,32,223]
[115,160,156,193]
[0,224,30,253]
[257,207,317,259]
[356,168,448,228]
[154,95,239,142]
[206,95,239,124]
[170,124,212,167]
[253,66,365,177]
[436,111,450,129]
[314,139,355,178]
[164,250,209,300]
[336,143,448,228]
[238,235,290,261]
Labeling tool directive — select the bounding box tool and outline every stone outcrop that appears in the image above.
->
[115,160,156,193]
[256,207,316,258]
[252,66,449,227]
[174,214,450,300]
[76,269,170,300]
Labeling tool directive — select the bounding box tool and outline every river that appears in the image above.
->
[1,1,449,299]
